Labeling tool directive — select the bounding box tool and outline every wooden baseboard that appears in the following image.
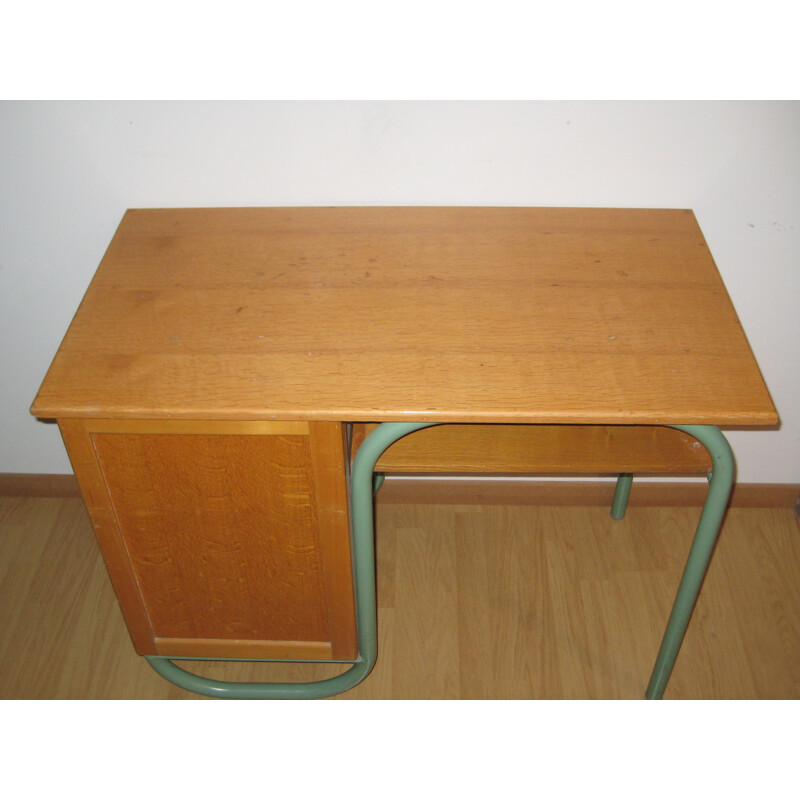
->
[2,472,798,508]
[0,473,81,497]
[376,476,800,508]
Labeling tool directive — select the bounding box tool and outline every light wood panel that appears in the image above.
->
[58,418,155,652]
[308,422,357,659]
[31,207,777,425]
[352,423,712,473]
[3,497,799,699]
[152,638,333,660]
[84,419,310,435]
[56,419,356,661]
[91,431,331,648]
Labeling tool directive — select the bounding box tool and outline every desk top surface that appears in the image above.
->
[32,207,777,425]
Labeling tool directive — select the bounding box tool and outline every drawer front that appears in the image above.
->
[59,419,356,661]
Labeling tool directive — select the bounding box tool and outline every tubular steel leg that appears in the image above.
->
[645,425,734,699]
[611,473,633,519]
[145,421,733,700]
[146,421,435,699]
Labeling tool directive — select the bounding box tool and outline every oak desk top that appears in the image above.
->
[31,207,777,426]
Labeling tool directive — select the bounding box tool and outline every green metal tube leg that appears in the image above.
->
[144,421,434,699]
[144,421,731,700]
[645,425,734,699]
[611,473,633,519]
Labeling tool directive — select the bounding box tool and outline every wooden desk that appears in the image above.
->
[31,207,777,699]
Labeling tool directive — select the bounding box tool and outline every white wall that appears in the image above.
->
[1,101,798,482]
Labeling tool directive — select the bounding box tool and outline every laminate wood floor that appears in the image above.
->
[1,496,798,699]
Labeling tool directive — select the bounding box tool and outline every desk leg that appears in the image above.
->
[144,421,434,699]
[147,422,731,699]
[646,425,734,699]
[611,473,633,519]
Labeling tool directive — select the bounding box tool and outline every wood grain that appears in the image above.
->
[90,431,330,649]
[58,419,155,652]
[391,506,460,698]
[31,207,777,426]
[352,423,713,473]
[308,422,357,659]
[4,497,799,698]
[56,420,356,660]
[152,638,332,660]
[84,419,310,435]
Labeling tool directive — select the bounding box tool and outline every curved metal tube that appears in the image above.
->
[646,424,734,698]
[611,473,634,519]
[146,421,733,700]
[145,421,435,699]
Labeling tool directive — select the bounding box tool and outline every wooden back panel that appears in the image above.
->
[59,419,356,660]
[352,423,712,474]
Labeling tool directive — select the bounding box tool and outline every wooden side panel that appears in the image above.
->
[92,431,330,647]
[58,419,356,660]
[309,422,357,659]
[352,423,712,474]
[58,419,155,653]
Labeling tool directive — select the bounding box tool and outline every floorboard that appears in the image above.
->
[1,497,798,699]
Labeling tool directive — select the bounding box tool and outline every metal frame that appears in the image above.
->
[145,422,734,700]
[145,421,435,699]
[611,473,634,519]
